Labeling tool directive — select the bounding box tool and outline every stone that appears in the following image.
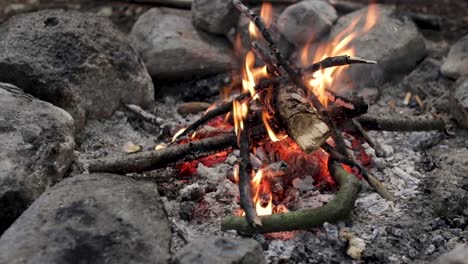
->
[330,5,427,89]
[173,236,267,264]
[0,10,154,130]
[277,0,338,46]
[0,173,171,264]
[450,76,468,128]
[441,34,468,79]
[192,0,239,35]
[0,82,75,234]
[130,8,234,80]
[433,245,468,264]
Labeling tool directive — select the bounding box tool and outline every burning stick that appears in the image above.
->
[238,120,262,227]
[87,126,265,174]
[221,160,361,234]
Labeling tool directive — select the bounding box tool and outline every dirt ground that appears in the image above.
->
[0,0,467,42]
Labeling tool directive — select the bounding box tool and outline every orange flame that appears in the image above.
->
[249,3,273,40]
[302,4,380,106]
[262,110,287,142]
[232,99,248,139]
[251,169,273,216]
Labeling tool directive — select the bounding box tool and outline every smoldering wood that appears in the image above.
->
[355,115,446,131]
[275,83,330,153]
[220,161,362,234]
[238,120,262,227]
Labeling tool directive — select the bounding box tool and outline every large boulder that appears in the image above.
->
[449,76,468,128]
[173,236,267,264]
[330,5,427,89]
[0,10,154,130]
[277,0,338,46]
[192,0,239,35]
[0,82,75,234]
[130,8,234,80]
[0,173,171,264]
[441,34,468,79]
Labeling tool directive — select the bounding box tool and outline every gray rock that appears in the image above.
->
[330,5,427,89]
[173,236,266,264]
[0,173,171,264]
[277,0,338,46]
[433,245,468,264]
[0,10,154,130]
[441,34,468,79]
[0,83,75,234]
[192,0,239,35]
[130,8,234,80]
[450,76,468,128]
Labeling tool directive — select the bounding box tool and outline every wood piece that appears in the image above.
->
[238,120,262,227]
[221,161,362,234]
[177,102,212,116]
[275,83,330,153]
[125,104,162,125]
[356,115,446,131]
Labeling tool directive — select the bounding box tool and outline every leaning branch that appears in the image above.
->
[221,161,361,234]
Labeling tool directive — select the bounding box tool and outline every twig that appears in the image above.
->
[238,119,262,227]
[356,115,446,131]
[125,104,163,125]
[221,161,361,234]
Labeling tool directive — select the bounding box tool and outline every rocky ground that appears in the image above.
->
[0,0,467,264]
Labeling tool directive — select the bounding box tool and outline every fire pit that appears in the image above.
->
[0,0,466,263]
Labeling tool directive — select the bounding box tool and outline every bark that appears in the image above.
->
[275,83,330,153]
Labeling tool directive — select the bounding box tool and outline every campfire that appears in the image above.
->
[87,0,445,235]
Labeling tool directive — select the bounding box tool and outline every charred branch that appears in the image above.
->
[355,115,446,131]
[221,161,361,234]
[87,126,266,175]
[125,104,163,125]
